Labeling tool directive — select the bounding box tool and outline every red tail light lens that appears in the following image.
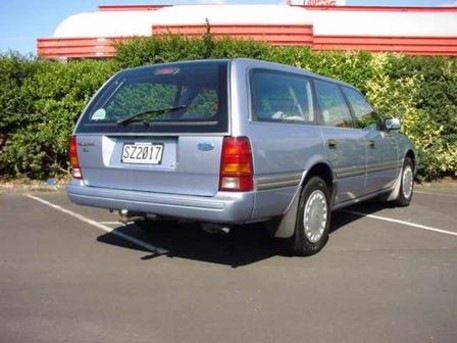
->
[219,137,253,192]
[69,136,83,179]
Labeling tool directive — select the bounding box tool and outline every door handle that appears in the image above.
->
[369,140,375,148]
[328,139,337,149]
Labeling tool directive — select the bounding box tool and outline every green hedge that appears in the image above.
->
[1,35,456,181]
[0,54,117,178]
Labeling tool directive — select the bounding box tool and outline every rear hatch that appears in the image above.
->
[74,60,230,197]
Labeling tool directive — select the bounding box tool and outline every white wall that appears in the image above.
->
[53,4,457,39]
[289,0,346,5]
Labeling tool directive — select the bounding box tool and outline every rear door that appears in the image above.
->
[74,61,229,197]
[341,86,399,193]
[314,79,367,204]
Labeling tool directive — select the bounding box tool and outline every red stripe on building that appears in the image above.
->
[299,5,457,12]
[37,37,129,59]
[98,5,172,11]
[37,24,457,59]
[153,24,314,46]
[313,36,457,55]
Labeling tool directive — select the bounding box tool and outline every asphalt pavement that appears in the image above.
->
[1,184,456,343]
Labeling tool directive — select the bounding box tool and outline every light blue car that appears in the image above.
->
[67,58,416,256]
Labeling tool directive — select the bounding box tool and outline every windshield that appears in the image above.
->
[76,60,229,134]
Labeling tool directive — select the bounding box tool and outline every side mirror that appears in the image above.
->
[384,118,401,131]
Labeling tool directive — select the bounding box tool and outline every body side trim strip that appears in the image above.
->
[255,173,302,191]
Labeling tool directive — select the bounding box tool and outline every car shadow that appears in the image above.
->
[97,222,282,268]
[96,201,394,267]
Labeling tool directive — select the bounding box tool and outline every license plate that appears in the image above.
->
[121,143,164,164]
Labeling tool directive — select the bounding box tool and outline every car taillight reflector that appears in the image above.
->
[69,136,83,179]
[219,137,253,192]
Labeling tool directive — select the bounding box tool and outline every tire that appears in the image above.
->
[287,176,331,256]
[393,157,414,207]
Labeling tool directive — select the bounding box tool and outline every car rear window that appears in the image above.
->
[75,60,229,134]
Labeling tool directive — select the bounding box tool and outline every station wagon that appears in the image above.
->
[67,58,416,256]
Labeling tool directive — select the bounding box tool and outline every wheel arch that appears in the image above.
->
[387,150,416,202]
[301,162,334,186]
[300,162,336,206]
[270,161,336,239]
[405,150,416,171]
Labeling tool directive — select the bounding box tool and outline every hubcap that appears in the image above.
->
[303,190,328,243]
[402,165,414,200]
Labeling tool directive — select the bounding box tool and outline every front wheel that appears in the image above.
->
[392,157,414,207]
[287,177,331,256]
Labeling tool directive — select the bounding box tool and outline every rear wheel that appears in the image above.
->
[287,177,331,256]
[392,157,414,207]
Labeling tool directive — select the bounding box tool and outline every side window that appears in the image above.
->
[250,69,314,123]
[342,87,381,131]
[314,80,353,128]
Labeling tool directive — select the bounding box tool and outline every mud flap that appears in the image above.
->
[267,190,300,239]
[386,166,403,201]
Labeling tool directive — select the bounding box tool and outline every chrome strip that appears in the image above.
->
[335,166,366,179]
[366,160,399,174]
[335,160,399,179]
[255,173,302,191]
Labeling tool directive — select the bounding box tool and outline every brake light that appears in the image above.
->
[219,137,253,192]
[69,136,83,179]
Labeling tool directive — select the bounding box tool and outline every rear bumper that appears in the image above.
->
[66,180,255,224]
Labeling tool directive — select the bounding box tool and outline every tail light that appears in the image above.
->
[69,136,83,179]
[219,137,253,192]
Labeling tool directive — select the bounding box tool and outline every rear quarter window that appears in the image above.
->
[250,69,315,124]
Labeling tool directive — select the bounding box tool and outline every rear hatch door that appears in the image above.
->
[74,60,229,197]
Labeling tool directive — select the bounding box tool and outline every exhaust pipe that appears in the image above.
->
[117,209,147,224]
[201,223,231,235]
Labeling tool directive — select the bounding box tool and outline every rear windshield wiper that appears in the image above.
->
[116,105,188,126]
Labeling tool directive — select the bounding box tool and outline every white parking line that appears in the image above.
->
[27,194,168,254]
[343,210,457,237]
[99,221,124,226]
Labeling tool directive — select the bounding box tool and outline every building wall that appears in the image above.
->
[289,0,346,5]
[37,4,457,59]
